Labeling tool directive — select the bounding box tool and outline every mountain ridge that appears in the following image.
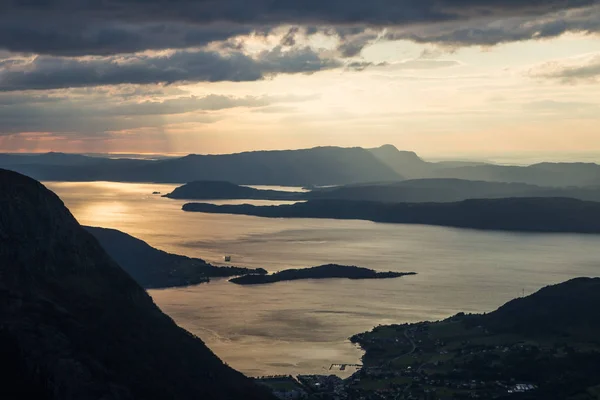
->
[0,168,273,400]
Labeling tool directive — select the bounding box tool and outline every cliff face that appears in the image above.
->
[0,169,272,400]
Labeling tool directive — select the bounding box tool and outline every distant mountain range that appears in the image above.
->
[0,169,273,400]
[367,145,600,187]
[0,147,401,186]
[2,145,600,187]
[182,197,600,234]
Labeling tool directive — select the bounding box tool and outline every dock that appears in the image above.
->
[329,363,362,371]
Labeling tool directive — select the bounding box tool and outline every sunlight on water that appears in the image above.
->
[46,181,600,377]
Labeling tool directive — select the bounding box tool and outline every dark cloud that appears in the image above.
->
[0,0,597,55]
[280,27,300,46]
[346,61,388,71]
[384,6,600,46]
[0,47,341,91]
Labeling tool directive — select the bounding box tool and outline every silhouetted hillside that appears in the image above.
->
[0,169,273,400]
[480,277,600,341]
[368,145,433,179]
[182,197,600,233]
[0,147,402,185]
[85,226,266,288]
[307,179,600,203]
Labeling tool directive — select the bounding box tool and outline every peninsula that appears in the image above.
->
[167,178,600,203]
[86,226,267,289]
[229,264,416,285]
[182,197,600,234]
[344,277,600,399]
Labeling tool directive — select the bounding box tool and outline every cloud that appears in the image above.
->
[387,59,461,70]
[0,47,341,91]
[383,5,600,47]
[0,91,317,135]
[530,53,600,83]
[0,1,597,56]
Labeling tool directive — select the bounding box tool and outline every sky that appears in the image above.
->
[0,1,599,162]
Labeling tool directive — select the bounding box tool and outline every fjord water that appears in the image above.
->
[46,181,600,377]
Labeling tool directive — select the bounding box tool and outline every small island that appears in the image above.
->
[229,264,416,285]
[165,180,302,200]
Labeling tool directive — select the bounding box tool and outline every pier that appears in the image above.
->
[329,363,362,371]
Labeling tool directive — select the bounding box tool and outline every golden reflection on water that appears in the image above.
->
[78,202,128,226]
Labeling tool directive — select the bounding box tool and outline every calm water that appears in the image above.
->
[46,181,600,377]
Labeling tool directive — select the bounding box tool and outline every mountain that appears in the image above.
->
[307,179,600,203]
[0,147,402,185]
[432,162,600,187]
[4,146,600,187]
[368,145,600,186]
[182,197,600,234]
[85,226,266,289]
[481,277,600,340]
[0,169,273,400]
[367,145,433,179]
[124,146,402,185]
[0,152,101,166]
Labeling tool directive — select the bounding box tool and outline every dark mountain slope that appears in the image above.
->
[0,169,273,400]
[481,277,600,340]
[85,226,266,288]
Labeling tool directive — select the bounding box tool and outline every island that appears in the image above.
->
[165,180,302,200]
[229,264,416,285]
[182,197,600,234]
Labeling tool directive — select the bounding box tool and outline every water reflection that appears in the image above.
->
[46,181,600,377]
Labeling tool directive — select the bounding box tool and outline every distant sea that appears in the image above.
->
[46,181,600,377]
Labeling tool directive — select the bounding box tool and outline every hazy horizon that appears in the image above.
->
[3,145,600,166]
